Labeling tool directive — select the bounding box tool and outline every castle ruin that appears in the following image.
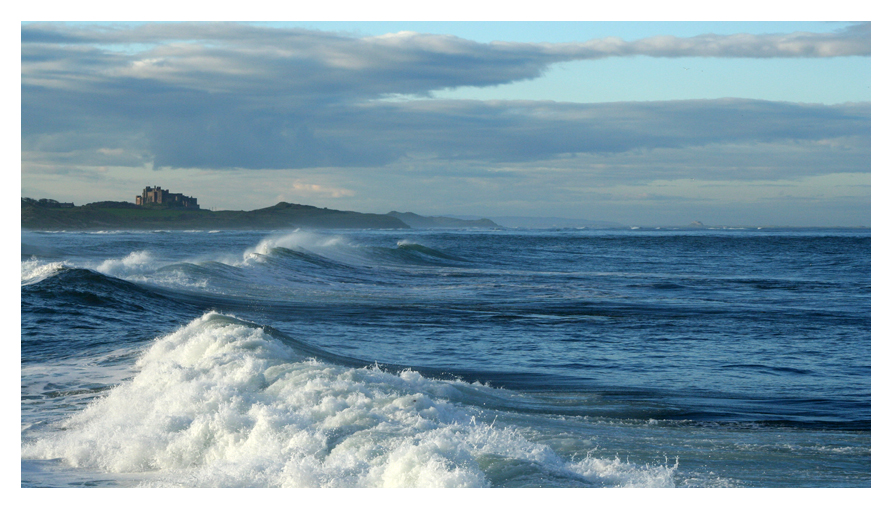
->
[136,186,199,208]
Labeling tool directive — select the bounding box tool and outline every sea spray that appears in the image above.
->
[244,230,349,260]
[95,250,157,278]
[21,258,66,285]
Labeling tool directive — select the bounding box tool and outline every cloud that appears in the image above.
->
[610,23,870,58]
[360,99,869,163]
[22,23,870,97]
[291,181,355,198]
[21,22,870,182]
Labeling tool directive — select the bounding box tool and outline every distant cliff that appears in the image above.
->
[22,199,409,230]
[386,211,499,228]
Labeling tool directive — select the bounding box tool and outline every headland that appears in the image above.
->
[21,198,502,231]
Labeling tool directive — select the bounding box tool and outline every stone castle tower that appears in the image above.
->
[136,186,199,208]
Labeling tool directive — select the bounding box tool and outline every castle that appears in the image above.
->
[136,186,199,208]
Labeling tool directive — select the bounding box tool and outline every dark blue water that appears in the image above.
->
[20,227,871,487]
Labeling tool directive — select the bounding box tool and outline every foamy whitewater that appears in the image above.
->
[21,228,870,487]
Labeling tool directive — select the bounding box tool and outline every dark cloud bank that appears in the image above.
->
[22,22,870,183]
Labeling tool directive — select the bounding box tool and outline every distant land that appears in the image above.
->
[449,215,625,229]
[20,199,500,231]
[22,198,864,231]
[386,211,499,228]
[22,199,408,230]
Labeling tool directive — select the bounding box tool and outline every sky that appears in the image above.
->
[19,18,873,226]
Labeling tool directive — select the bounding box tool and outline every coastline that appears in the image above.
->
[21,201,411,231]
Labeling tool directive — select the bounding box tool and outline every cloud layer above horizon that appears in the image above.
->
[21,22,871,226]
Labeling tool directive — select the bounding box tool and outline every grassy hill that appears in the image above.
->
[21,199,409,230]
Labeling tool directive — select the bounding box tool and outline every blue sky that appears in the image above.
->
[20,19,871,226]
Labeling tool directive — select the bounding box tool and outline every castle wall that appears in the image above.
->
[136,186,200,208]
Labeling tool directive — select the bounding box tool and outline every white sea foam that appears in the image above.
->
[21,347,143,428]
[95,251,157,278]
[22,312,678,488]
[21,258,67,285]
[248,230,348,257]
[569,456,677,487]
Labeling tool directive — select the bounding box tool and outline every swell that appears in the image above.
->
[21,267,202,362]
[20,268,581,416]
[245,230,472,269]
[255,318,596,415]
[152,314,872,430]
[22,261,869,429]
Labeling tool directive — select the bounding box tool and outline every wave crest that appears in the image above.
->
[21,258,67,285]
[96,251,156,277]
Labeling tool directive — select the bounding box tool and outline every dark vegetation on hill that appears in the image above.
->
[22,199,409,230]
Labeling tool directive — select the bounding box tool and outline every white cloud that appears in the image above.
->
[292,181,356,198]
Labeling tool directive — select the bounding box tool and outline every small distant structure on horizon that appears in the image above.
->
[136,186,199,209]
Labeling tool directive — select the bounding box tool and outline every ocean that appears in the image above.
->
[20,227,871,488]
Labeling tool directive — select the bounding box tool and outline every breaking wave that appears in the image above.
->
[22,312,678,488]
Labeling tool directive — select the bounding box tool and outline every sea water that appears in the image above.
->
[20,227,871,487]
